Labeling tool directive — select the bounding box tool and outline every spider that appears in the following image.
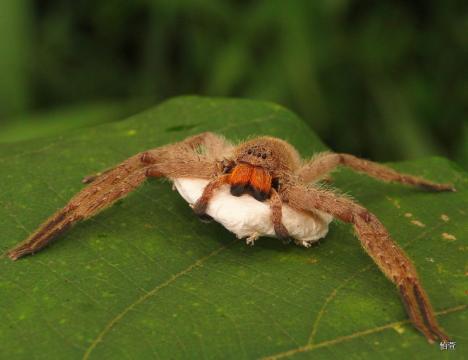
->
[7,132,456,344]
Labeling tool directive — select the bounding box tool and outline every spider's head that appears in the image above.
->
[234,136,301,172]
[227,137,301,201]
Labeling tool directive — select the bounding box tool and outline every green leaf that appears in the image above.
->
[0,97,154,144]
[0,96,466,359]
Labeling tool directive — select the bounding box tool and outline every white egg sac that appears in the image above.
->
[172,178,333,247]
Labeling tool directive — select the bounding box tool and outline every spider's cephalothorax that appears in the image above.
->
[7,132,456,345]
[227,137,301,201]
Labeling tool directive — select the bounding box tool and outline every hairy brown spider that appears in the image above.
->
[7,132,456,344]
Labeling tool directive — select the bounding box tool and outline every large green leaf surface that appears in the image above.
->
[0,97,466,359]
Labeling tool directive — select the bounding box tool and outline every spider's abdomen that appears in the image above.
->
[172,178,333,247]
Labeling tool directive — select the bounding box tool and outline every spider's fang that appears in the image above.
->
[230,184,246,197]
[251,187,269,201]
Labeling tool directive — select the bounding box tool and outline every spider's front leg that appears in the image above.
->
[191,174,231,220]
[7,132,226,260]
[285,184,450,343]
[269,189,290,240]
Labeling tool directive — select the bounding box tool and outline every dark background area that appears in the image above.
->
[1,0,466,166]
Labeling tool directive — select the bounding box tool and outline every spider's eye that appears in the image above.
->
[247,150,252,155]
[262,154,267,159]
[257,153,262,157]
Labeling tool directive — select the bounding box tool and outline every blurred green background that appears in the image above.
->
[0,0,466,166]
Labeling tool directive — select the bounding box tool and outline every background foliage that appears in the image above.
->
[0,0,466,166]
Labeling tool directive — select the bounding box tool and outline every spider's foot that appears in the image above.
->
[191,200,213,223]
[419,182,456,192]
[274,223,290,241]
[280,237,292,245]
[398,280,451,344]
[7,245,33,261]
[438,183,456,192]
[246,233,260,246]
[197,213,213,223]
[192,200,208,217]
[295,239,314,248]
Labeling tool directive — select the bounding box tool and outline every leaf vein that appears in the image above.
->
[81,239,238,360]
[262,304,467,360]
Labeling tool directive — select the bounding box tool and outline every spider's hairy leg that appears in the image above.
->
[398,281,449,342]
[285,184,450,343]
[297,152,456,191]
[192,174,231,218]
[7,132,228,260]
[82,167,114,184]
[270,189,290,239]
[82,132,230,184]
[7,154,151,260]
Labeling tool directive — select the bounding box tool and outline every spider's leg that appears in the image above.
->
[7,154,151,260]
[8,132,229,260]
[192,174,230,217]
[285,184,450,343]
[270,189,289,239]
[412,282,450,341]
[398,283,437,342]
[82,167,114,184]
[297,152,455,191]
[82,132,230,184]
